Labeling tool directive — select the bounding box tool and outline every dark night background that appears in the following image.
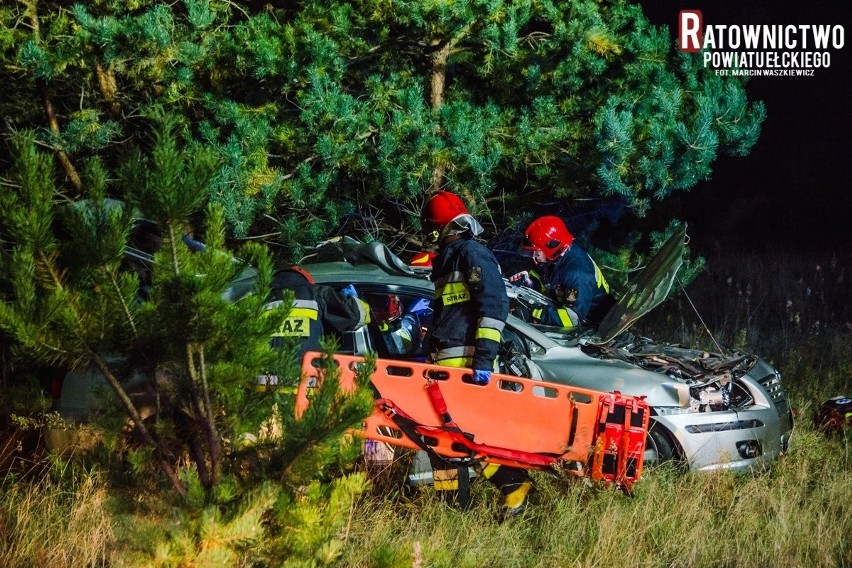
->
[640,0,852,256]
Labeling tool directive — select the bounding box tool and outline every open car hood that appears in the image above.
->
[591,224,688,344]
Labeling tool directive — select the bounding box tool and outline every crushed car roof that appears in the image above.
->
[300,229,688,343]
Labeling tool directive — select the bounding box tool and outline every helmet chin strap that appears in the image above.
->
[425,214,483,249]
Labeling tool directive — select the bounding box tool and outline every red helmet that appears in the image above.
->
[409,251,437,269]
[522,216,574,261]
[273,265,315,290]
[372,294,403,324]
[286,265,314,284]
[421,191,470,231]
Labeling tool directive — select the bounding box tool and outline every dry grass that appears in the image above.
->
[2,249,851,567]
[331,249,852,568]
[0,466,115,568]
[335,425,852,567]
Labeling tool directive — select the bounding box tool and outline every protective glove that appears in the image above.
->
[508,270,534,288]
[472,369,491,385]
[182,235,208,253]
[340,284,358,299]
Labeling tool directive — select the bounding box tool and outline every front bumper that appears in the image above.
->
[655,392,792,473]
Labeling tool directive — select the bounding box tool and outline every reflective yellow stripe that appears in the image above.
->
[433,468,459,491]
[437,281,470,306]
[503,480,533,509]
[556,309,575,329]
[357,298,371,324]
[475,327,502,342]
[482,463,500,479]
[479,317,506,333]
[289,307,318,319]
[433,357,473,368]
[532,308,543,320]
[529,270,543,287]
[592,259,610,293]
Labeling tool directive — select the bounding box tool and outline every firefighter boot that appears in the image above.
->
[481,463,534,521]
[499,479,535,522]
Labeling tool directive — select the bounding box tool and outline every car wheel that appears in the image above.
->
[644,422,682,468]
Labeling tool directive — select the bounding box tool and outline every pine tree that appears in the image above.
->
[0,120,373,504]
[1,0,764,259]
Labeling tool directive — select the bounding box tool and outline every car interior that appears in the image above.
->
[331,286,541,381]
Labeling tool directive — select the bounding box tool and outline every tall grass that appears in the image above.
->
[0,464,114,567]
[640,249,852,401]
[2,249,851,566]
[336,428,851,567]
[334,249,852,567]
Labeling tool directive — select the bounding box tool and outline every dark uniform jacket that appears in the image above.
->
[428,238,509,371]
[543,244,613,327]
[267,269,369,356]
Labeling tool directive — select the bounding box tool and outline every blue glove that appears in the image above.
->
[182,235,207,253]
[408,297,431,314]
[341,284,358,299]
[472,369,491,385]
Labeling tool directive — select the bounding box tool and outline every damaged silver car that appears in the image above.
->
[301,228,794,473]
[52,221,794,473]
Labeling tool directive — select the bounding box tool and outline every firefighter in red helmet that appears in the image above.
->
[420,190,534,520]
[520,215,615,329]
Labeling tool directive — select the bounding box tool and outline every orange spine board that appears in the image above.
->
[297,352,644,469]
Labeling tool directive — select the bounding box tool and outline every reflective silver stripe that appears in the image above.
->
[264,299,319,311]
[433,270,466,289]
[432,345,476,361]
[589,255,610,292]
[478,317,505,333]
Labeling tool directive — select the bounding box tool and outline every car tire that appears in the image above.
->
[644,422,682,468]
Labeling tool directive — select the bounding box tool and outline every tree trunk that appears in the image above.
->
[187,343,222,490]
[427,21,474,193]
[95,62,121,118]
[24,0,83,193]
[90,353,186,496]
[429,40,451,193]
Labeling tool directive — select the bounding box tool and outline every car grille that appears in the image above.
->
[757,372,787,405]
[757,371,793,424]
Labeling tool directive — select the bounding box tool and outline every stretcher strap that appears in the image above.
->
[377,398,559,468]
